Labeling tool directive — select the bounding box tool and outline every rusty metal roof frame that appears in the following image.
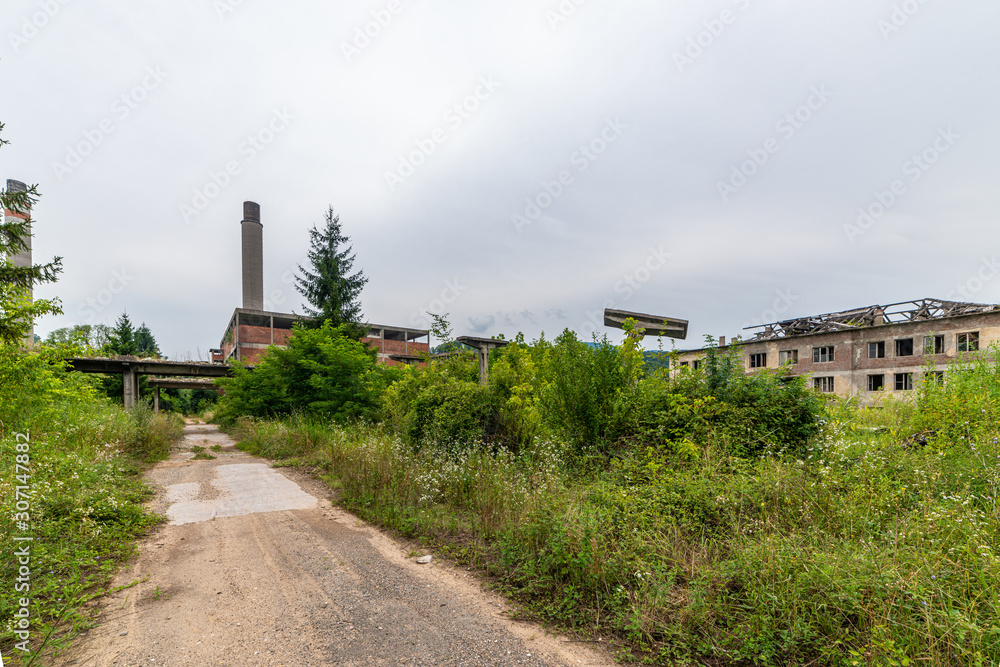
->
[744,298,999,340]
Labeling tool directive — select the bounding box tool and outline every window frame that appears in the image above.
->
[812,346,835,363]
[813,376,835,393]
[868,341,885,359]
[957,331,980,352]
[894,372,913,391]
[749,352,767,369]
[778,349,799,365]
[894,338,914,357]
[868,374,885,391]
[923,335,944,355]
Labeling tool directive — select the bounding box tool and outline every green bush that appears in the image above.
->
[0,345,182,663]
[539,329,641,454]
[215,321,381,425]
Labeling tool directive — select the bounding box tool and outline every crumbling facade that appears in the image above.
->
[675,299,1000,396]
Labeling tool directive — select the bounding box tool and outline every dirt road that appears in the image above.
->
[59,423,614,666]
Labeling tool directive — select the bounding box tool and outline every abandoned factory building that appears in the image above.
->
[675,299,1000,396]
[213,201,429,365]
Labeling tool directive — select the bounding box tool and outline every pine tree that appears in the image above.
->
[108,312,136,356]
[134,323,161,358]
[295,206,368,333]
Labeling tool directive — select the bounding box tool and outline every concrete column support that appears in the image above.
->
[123,366,137,409]
[154,387,160,413]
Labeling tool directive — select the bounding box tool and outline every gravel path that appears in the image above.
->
[58,423,614,667]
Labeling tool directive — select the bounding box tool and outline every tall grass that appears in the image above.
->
[0,347,183,665]
[232,402,1000,665]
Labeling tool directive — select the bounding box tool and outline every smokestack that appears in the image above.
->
[5,180,30,269]
[241,201,263,311]
[5,180,33,343]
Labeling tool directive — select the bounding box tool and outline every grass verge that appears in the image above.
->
[230,412,1000,666]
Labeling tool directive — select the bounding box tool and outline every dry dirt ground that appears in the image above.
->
[57,422,616,667]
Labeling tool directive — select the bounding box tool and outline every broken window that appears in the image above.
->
[749,353,767,369]
[813,376,834,393]
[868,374,885,391]
[692,359,701,370]
[868,341,885,359]
[895,338,914,357]
[922,370,945,386]
[779,350,799,365]
[923,335,944,354]
[957,332,980,352]
[812,346,834,363]
[894,372,913,391]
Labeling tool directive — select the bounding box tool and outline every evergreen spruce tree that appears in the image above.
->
[108,312,137,355]
[295,206,368,335]
[134,322,161,358]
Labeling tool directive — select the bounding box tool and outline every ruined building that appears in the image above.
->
[215,201,428,365]
[675,299,1000,396]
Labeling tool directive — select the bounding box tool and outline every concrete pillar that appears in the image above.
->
[154,387,160,413]
[477,349,489,385]
[123,367,136,409]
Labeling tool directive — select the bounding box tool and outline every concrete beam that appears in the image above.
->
[603,308,688,339]
[456,336,509,385]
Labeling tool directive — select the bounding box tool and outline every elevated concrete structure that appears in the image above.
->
[456,336,508,384]
[604,308,688,339]
[67,357,233,409]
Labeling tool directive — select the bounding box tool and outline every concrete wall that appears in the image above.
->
[676,310,1000,397]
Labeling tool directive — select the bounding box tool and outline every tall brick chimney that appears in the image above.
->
[5,179,33,342]
[241,201,263,311]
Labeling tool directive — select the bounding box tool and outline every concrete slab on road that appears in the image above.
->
[58,422,615,667]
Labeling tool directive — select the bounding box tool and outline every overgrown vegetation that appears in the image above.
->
[0,345,183,665]
[228,325,1000,665]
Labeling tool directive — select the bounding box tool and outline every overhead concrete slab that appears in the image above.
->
[166,463,318,526]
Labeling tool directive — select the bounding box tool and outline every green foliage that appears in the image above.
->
[106,312,136,356]
[44,324,112,349]
[133,323,160,358]
[295,206,368,333]
[215,321,380,425]
[910,342,1000,445]
[539,329,640,454]
[0,344,182,663]
[0,128,63,345]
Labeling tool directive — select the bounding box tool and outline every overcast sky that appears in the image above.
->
[3,0,999,359]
